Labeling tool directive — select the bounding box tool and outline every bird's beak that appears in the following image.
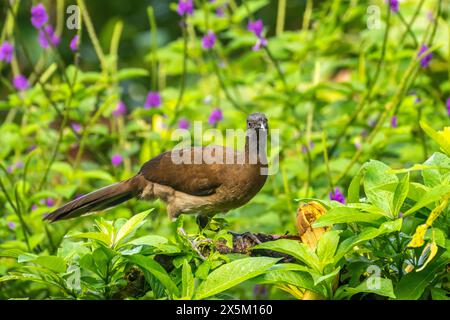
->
[259,123,266,130]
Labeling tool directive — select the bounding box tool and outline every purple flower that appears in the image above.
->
[13,75,29,91]
[70,35,79,52]
[38,25,60,49]
[7,222,16,230]
[390,116,398,128]
[301,142,315,154]
[208,108,223,126]
[145,91,162,109]
[111,154,123,167]
[178,118,190,129]
[447,97,450,116]
[0,41,14,63]
[388,0,399,13]
[418,44,432,68]
[216,6,225,17]
[31,204,38,211]
[329,187,346,204]
[31,3,48,29]
[113,101,127,117]
[247,20,264,38]
[71,122,82,133]
[252,37,268,51]
[46,197,55,207]
[27,145,37,153]
[202,30,216,50]
[177,0,194,16]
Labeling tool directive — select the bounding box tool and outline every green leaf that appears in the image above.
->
[127,254,179,297]
[114,210,152,248]
[33,256,66,273]
[69,232,111,247]
[364,160,398,214]
[420,121,450,156]
[181,260,195,299]
[194,257,279,300]
[313,207,385,228]
[403,184,450,217]
[348,166,364,203]
[394,255,449,300]
[128,235,168,247]
[335,276,395,299]
[334,219,402,263]
[257,270,324,296]
[316,230,341,268]
[422,152,450,187]
[254,239,321,272]
[392,173,409,218]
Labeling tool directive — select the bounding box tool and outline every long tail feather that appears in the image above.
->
[44,175,144,222]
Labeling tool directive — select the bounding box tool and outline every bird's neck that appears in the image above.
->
[245,130,268,165]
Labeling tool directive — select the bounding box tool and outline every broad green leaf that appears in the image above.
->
[33,256,66,273]
[114,210,152,248]
[69,232,111,247]
[254,239,321,272]
[316,230,341,267]
[127,254,179,297]
[194,257,279,300]
[128,235,168,247]
[403,184,450,217]
[364,160,398,214]
[313,207,385,228]
[256,270,324,296]
[181,260,195,299]
[392,173,409,218]
[422,152,450,187]
[335,276,395,299]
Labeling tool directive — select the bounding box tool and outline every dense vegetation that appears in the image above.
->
[0,0,449,300]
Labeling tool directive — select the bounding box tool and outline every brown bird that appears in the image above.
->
[44,113,269,223]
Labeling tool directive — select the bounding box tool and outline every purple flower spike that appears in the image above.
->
[0,41,14,63]
[446,97,450,116]
[177,0,194,16]
[31,3,48,29]
[178,118,190,129]
[329,187,346,204]
[13,75,29,91]
[247,19,264,38]
[418,44,433,68]
[391,116,398,128]
[388,0,399,13]
[202,30,216,50]
[38,25,60,49]
[113,101,127,117]
[70,35,79,52]
[7,222,16,230]
[145,91,162,109]
[208,108,223,126]
[111,154,123,167]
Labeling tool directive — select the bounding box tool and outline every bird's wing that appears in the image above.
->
[139,147,235,196]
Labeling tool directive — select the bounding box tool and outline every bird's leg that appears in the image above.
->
[178,227,206,261]
[228,231,262,245]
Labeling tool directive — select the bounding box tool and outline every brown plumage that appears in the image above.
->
[44,113,269,222]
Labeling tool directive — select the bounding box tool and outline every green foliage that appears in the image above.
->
[1,0,449,300]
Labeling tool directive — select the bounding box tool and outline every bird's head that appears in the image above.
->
[246,112,268,132]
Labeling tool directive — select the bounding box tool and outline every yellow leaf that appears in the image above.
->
[408,224,428,248]
[416,242,438,272]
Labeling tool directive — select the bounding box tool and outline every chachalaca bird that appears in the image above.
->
[44,113,269,222]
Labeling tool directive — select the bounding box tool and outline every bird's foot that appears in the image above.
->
[228,231,262,245]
